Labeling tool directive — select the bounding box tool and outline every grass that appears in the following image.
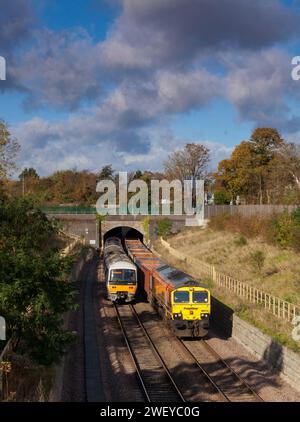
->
[154,232,300,354]
[164,227,300,306]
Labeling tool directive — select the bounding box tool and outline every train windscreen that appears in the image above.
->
[173,291,189,303]
[110,269,136,284]
[193,291,208,303]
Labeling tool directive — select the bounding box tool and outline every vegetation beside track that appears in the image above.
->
[0,196,83,400]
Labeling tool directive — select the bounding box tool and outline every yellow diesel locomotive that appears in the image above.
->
[126,239,211,337]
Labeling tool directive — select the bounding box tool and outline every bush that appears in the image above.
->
[209,208,300,253]
[214,190,231,205]
[249,250,265,272]
[234,235,247,246]
[291,226,300,252]
[292,206,300,226]
[271,212,295,249]
[209,213,267,238]
[155,218,172,237]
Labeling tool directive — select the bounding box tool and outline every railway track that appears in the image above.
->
[114,303,185,402]
[180,339,263,402]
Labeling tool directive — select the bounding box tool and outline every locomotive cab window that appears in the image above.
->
[193,291,208,303]
[173,291,189,303]
[110,269,136,284]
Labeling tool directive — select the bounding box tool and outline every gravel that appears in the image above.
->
[205,328,300,402]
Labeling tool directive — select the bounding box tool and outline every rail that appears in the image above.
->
[179,339,263,402]
[114,303,185,402]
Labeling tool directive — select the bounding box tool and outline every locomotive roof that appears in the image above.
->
[125,239,207,289]
[155,264,208,289]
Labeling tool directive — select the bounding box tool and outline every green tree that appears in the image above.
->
[97,164,114,181]
[214,190,231,205]
[19,167,39,180]
[133,170,143,179]
[0,120,20,179]
[0,198,76,365]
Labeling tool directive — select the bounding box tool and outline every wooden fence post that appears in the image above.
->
[212,266,216,283]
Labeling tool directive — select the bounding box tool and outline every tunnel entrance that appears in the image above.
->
[103,226,143,246]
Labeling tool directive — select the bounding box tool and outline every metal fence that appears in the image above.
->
[41,205,96,214]
[160,238,300,323]
[204,204,299,219]
[42,204,299,218]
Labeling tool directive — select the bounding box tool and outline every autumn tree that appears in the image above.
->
[215,141,258,202]
[249,128,284,204]
[0,120,19,179]
[164,143,210,183]
[277,143,300,191]
[215,128,287,204]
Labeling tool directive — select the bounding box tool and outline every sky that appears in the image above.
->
[1,0,300,176]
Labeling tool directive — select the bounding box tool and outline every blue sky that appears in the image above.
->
[1,0,300,176]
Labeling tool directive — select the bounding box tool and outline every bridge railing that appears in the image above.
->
[41,206,96,214]
[42,204,299,217]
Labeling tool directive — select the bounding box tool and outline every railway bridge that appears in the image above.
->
[47,213,189,247]
[47,204,291,247]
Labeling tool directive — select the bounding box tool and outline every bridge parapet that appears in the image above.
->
[47,213,188,247]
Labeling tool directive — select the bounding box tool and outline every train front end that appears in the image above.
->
[107,263,137,302]
[171,285,211,337]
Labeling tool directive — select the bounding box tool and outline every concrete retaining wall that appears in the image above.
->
[231,315,300,392]
[210,299,300,391]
